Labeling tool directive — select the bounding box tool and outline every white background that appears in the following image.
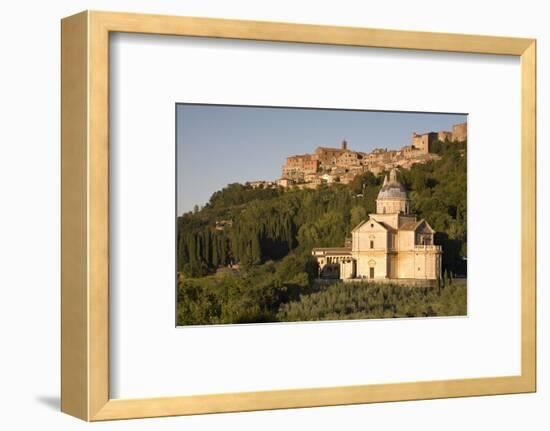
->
[0,0,547,430]
[111,33,521,398]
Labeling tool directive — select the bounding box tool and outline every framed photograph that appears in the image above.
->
[61,11,536,421]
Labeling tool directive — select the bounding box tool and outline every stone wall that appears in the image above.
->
[354,251,388,279]
[314,147,345,165]
[396,250,440,279]
[438,131,452,141]
[352,221,388,251]
[282,154,319,178]
[411,132,438,154]
[370,213,400,230]
[397,230,415,251]
[452,122,467,142]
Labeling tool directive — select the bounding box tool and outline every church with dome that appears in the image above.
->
[312,168,442,283]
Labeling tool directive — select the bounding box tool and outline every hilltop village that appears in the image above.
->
[246,122,467,190]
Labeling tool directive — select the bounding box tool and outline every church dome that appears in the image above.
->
[377,169,408,200]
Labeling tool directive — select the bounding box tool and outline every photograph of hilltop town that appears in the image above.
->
[176,104,467,325]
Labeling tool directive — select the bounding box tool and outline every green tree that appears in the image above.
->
[350,205,367,229]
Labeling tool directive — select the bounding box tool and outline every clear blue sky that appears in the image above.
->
[176,104,466,215]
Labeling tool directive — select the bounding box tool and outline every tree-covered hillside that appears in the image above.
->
[176,140,467,325]
[178,140,466,277]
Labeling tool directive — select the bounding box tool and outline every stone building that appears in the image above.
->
[336,149,364,167]
[314,141,348,167]
[437,131,452,142]
[247,180,276,189]
[402,145,422,158]
[411,131,438,154]
[312,169,442,283]
[277,178,295,188]
[452,122,467,142]
[281,154,319,179]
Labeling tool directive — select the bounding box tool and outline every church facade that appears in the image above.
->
[312,169,442,283]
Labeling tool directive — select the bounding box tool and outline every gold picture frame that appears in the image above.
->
[61,10,536,421]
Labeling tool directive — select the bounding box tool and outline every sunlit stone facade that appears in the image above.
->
[312,169,442,282]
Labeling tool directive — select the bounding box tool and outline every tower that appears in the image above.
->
[376,168,410,214]
[341,139,348,150]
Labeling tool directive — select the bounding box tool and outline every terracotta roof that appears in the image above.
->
[399,220,416,230]
[400,219,432,231]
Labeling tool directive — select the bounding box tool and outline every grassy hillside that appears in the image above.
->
[178,275,466,325]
